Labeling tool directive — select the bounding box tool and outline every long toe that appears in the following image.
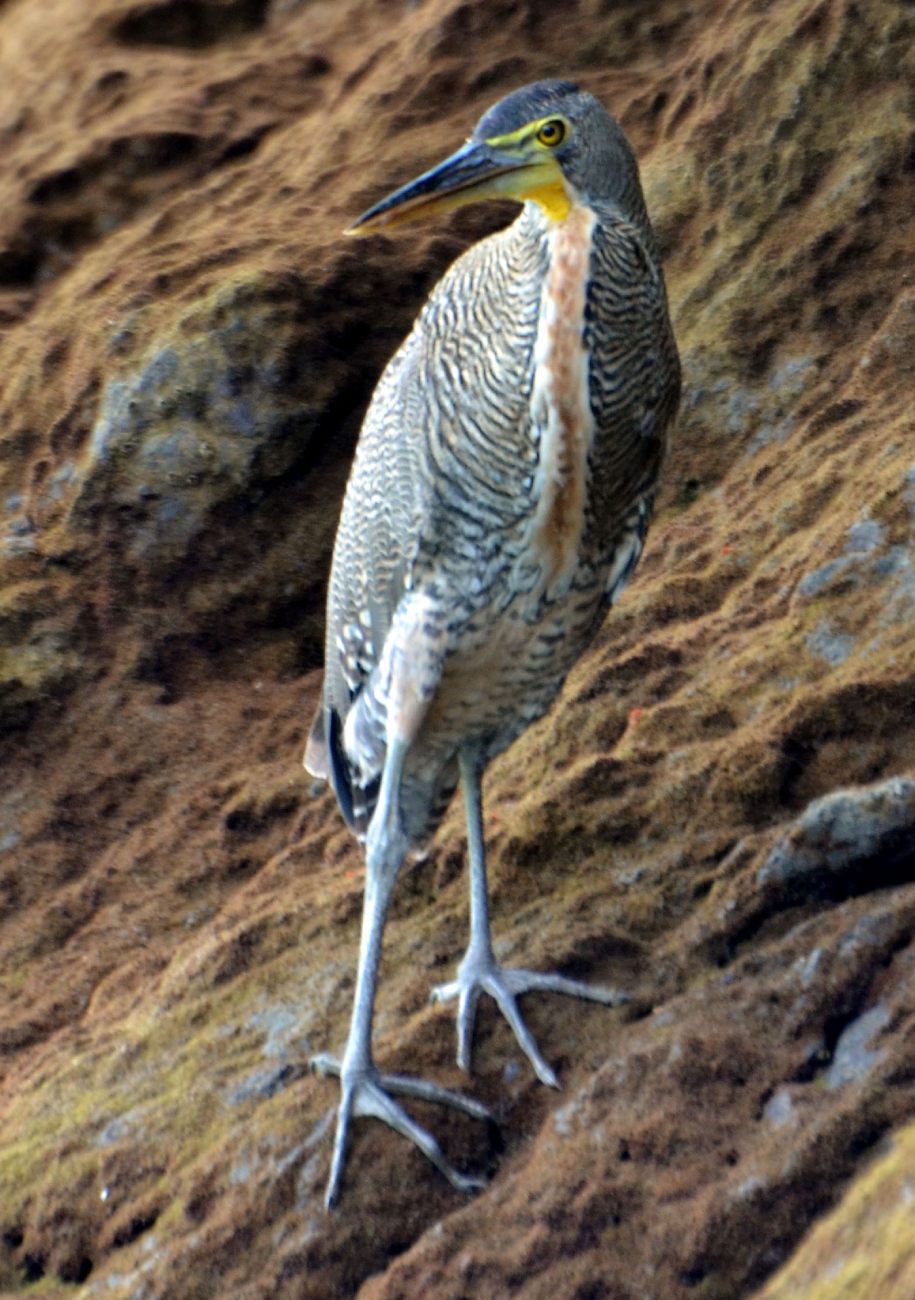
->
[310,1051,343,1079]
[357,1076,488,1194]
[502,968,630,1007]
[431,975,484,1074]
[485,975,559,1088]
[315,1057,489,1207]
[382,1069,493,1123]
[432,958,628,1086]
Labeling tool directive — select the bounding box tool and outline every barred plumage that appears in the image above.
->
[305,79,680,1206]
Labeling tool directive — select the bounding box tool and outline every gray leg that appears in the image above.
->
[432,748,628,1087]
[312,738,490,1208]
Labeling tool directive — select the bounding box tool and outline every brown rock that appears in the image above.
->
[1,0,914,1297]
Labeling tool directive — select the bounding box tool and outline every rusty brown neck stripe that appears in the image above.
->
[527,202,597,595]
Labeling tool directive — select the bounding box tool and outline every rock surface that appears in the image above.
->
[1,0,914,1297]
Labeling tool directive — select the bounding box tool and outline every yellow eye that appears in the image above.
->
[536,119,566,147]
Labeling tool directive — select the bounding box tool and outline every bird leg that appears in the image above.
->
[312,737,490,1208]
[431,748,628,1088]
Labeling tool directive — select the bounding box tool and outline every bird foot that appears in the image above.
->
[431,955,629,1088]
[311,1052,491,1208]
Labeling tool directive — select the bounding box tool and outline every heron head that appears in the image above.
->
[347,79,642,235]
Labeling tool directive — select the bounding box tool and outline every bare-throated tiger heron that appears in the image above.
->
[305,79,681,1207]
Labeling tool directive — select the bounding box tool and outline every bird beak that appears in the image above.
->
[347,138,559,235]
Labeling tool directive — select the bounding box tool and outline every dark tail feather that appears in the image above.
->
[326,707,357,831]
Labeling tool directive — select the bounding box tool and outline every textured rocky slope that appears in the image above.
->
[1,0,914,1296]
